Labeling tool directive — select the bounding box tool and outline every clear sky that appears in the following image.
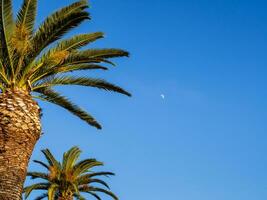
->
[12,0,267,199]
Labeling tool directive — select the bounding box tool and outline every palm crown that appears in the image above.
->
[0,0,131,129]
[24,146,118,200]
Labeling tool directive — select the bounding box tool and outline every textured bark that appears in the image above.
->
[58,196,73,200]
[0,89,41,200]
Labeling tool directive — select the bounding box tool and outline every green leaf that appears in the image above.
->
[27,172,49,180]
[33,160,50,170]
[64,48,129,66]
[30,0,90,60]
[88,172,115,178]
[62,146,81,171]
[33,76,131,97]
[41,149,61,169]
[0,0,15,78]
[34,88,102,129]
[73,159,103,177]
[48,32,104,53]
[88,179,110,189]
[16,0,37,34]
[48,184,58,200]
[87,192,102,200]
[89,187,119,200]
[24,183,50,199]
[31,64,108,85]
[0,59,9,85]
[34,193,48,200]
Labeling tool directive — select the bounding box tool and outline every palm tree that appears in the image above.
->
[24,147,119,200]
[0,0,130,198]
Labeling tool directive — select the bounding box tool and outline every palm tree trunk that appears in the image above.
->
[58,196,73,200]
[0,89,41,199]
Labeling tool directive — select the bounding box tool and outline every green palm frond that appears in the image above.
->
[27,172,49,180]
[30,32,104,78]
[77,173,114,185]
[88,172,115,178]
[84,187,119,200]
[46,64,108,76]
[34,88,102,129]
[12,0,37,76]
[73,159,103,177]
[33,160,50,170]
[34,193,48,200]
[24,183,50,199]
[87,179,110,189]
[0,60,9,85]
[30,63,109,83]
[63,48,129,66]
[30,48,126,82]
[62,146,81,171]
[58,64,108,72]
[33,76,131,96]
[0,0,15,79]
[41,149,61,169]
[29,0,90,61]
[44,32,104,56]
[47,184,58,200]
[87,192,102,200]
[16,0,37,34]
[18,0,90,80]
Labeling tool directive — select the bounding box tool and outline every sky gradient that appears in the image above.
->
[11,0,267,199]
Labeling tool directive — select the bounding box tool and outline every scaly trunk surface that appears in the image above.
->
[0,89,41,199]
[58,196,73,200]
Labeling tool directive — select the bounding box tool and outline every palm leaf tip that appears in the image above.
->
[34,76,132,97]
[35,88,102,129]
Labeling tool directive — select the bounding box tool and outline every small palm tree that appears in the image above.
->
[24,146,118,200]
[0,0,130,197]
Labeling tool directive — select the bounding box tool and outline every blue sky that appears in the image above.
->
[12,0,267,199]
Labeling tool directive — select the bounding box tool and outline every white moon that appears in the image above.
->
[161,94,165,99]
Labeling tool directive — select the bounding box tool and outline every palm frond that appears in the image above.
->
[30,0,89,61]
[34,193,48,200]
[28,32,105,79]
[27,172,49,180]
[47,183,58,200]
[30,48,126,83]
[50,64,108,76]
[62,146,81,171]
[31,63,109,83]
[77,173,114,185]
[87,172,115,178]
[44,32,104,57]
[0,59,9,85]
[73,159,103,177]
[33,159,50,170]
[86,192,102,200]
[59,64,108,72]
[24,183,50,199]
[12,0,37,77]
[33,76,131,96]
[34,88,102,129]
[87,179,110,189]
[16,0,37,34]
[0,0,15,79]
[89,187,118,200]
[41,148,61,169]
[63,48,129,66]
